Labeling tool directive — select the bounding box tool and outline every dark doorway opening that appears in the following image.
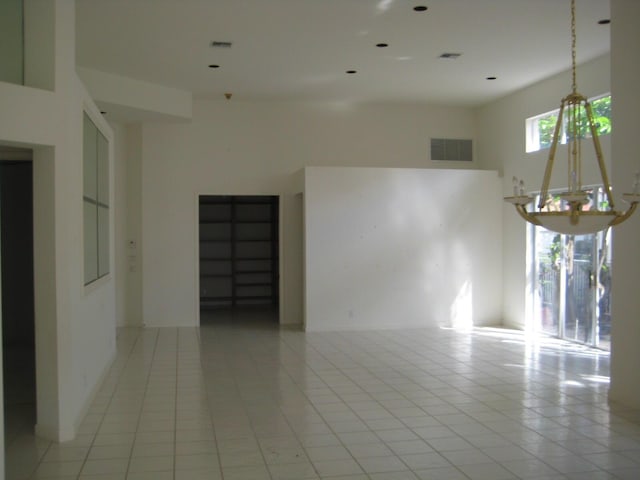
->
[198,195,279,323]
[0,160,36,450]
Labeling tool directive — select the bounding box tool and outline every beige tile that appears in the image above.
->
[175,440,217,455]
[176,452,220,471]
[132,441,174,457]
[128,455,174,472]
[32,460,83,477]
[88,444,132,460]
[42,445,90,462]
[81,458,129,475]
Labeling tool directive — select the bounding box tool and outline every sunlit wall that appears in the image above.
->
[304,166,502,331]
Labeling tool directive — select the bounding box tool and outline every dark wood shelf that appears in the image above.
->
[200,238,272,243]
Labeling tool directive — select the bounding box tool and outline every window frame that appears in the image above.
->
[526,93,611,153]
[83,112,110,286]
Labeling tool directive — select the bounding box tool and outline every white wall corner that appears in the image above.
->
[77,67,193,123]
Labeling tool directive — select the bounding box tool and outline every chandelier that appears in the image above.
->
[505,0,639,235]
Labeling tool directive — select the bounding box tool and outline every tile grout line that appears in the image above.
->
[173,327,179,480]
[122,328,161,479]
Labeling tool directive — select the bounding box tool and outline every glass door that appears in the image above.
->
[531,189,612,349]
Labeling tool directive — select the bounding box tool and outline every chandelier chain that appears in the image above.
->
[571,0,577,93]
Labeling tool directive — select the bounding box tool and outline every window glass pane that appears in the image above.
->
[0,0,24,85]
[84,201,98,284]
[98,205,109,277]
[526,94,611,153]
[83,114,97,200]
[97,131,109,206]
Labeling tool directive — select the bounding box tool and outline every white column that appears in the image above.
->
[609,0,640,408]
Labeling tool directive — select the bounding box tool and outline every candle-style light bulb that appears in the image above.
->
[513,176,519,196]
[570,170,578,192]
[519,179,525,196]
[633,171,640,195]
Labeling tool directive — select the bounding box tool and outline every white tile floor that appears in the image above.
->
[6,310,640,479]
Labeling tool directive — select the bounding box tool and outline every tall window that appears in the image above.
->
[83,113,109,285]
[526,94,612,153]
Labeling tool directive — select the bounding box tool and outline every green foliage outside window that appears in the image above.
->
[536,95,611,150]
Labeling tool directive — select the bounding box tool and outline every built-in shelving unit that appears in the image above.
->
[199,195,279,310]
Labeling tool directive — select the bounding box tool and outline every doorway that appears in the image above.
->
[531,191,612,349]
[0,160,36,447]
[198,195,280,323]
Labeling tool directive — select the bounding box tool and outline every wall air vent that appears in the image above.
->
[430,138,473,162]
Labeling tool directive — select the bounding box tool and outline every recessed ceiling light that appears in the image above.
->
[346,70,357,74]
[598,19,611,25]
[100,111,107,115]
[413,6,428,12]
[376,43,389,48]
[208,64,220,69]
[439,52,462,59]
[486,76,497,80]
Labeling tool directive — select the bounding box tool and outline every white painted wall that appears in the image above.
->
[140,100,478,326]
[609,0,640,409]
[476,54,611,329]
[77,67,192,123]
[0,1,116,442]
[124,124,144,325]
[304,167,502,331]
[111,121,128,326]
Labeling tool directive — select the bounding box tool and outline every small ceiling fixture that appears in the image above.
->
[439,52,462,59]
[346,70,357,74]
[486,76,497,80]
[598,19,611,25]
[376,43,389,48]
[413,6,428,12]
[208,64,220,69]
[211,41,232,48]
[505,0,639,235]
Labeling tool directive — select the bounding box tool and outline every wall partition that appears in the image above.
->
[303,166,502,332]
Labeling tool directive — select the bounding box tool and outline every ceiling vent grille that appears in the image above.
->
[431,138,473,162]
[211,41,232,48]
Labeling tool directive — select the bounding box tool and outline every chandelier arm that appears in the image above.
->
[584,101,616,210]
[539,100,567,210]
[609,202,639,226]
[515,205,542,226]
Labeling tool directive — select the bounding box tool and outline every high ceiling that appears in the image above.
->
[75,0,610,108]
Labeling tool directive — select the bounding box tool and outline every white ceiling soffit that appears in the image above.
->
[75,0,610,107]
